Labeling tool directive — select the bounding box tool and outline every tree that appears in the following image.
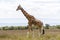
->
[45,24,50,29]
[8,26,14,30]
[2,26,8,30]
[56,25,60,29]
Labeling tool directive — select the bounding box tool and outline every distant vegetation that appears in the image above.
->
[45,24,50,29]
[0,26,28,30]
[0,24,60,40]
[45,24,60,29]
[0,24,60,30]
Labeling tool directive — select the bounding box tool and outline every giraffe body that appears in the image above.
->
[16,5,45,37]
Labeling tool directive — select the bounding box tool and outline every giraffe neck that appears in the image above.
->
[20,8,31,20]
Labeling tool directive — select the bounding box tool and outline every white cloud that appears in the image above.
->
[0,1,22,18]
[0,0,60,25]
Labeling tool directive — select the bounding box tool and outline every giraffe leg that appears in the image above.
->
[32,28,34,38]
[30,26,34,38]
[38,27,42,37]
[27,25,30,37]
[27,25,32,37]
[27,30,29,37]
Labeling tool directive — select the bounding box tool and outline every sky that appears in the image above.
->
[0,0,60,26]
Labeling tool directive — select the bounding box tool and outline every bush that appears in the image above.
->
[2,26,8,30]
[56,25,60,29]
[8,26,14,30]
[45,24,50,29]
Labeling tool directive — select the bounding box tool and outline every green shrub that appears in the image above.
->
[56,25,60,29]
[45,24,50,29]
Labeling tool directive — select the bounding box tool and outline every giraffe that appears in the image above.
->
[16,5,45,37]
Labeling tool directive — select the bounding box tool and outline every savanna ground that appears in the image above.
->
[0,29,60,40]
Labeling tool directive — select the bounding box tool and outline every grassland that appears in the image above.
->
[0,29,60,40]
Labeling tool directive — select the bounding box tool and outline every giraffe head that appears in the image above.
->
[16,5,22,11]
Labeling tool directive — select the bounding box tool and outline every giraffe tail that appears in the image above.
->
[42,29,45,34]
[41,26,45,35]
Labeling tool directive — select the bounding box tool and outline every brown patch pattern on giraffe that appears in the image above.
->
[16,5,45,35]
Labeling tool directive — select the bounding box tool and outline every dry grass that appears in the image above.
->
[0,29,60,40]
